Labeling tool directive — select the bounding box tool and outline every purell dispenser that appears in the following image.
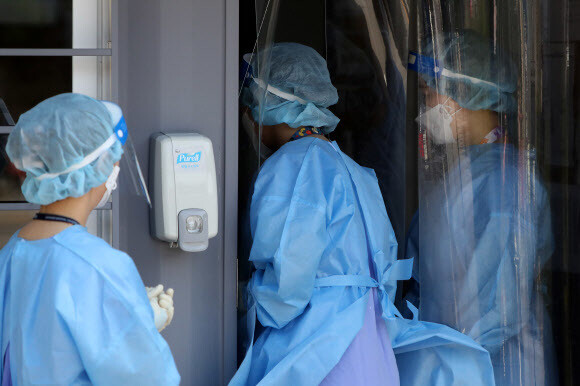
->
[150,133,218,252]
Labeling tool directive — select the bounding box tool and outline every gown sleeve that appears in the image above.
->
[405,155,554,355]
[462,210,531,351]
[460,174,553,354]
[60,248,180,386]
[248,143,337,329]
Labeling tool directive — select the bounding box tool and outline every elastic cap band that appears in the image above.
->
[35,104,128,181]
[35,134,117,181]
[252,77,309,105]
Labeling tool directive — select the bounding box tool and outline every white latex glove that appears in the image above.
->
[146,285,175,332]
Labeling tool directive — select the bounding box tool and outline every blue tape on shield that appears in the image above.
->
[408,51,442,78]
[114,116,128,146]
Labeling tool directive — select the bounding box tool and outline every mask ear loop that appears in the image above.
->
[105,165,120,190]
[440,96,463,117]
[435,96,464,145]
[450,106,463,116]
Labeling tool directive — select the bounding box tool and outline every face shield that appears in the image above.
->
[240,50,274,165]
[240,53,274,160]
[101,101,151,207]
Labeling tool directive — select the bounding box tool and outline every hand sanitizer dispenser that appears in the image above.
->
[150,132,218,252]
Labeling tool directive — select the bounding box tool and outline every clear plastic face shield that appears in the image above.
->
[239,0,294,169]
[101,102,151,207]
[240,47,280,166]
[240,53,275,160]
[237,0,412,294]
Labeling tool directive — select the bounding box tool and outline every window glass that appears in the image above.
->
[0,0,113,246]
[0,56,110,123]
[0,134,24,202]
[0,57,72,122]
[0,0,110,49]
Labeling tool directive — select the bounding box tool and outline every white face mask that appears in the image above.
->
[241,111,273,159]
[415,99,462,145]
[96,165,120,209]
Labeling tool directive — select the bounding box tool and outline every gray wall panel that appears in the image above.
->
[118,0,236,384]
[224,0,239,381]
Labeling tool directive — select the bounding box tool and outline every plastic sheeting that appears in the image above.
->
[238,0,580,384]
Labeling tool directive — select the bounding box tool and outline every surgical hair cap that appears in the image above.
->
[420,30,517,113]
[241,42,340,134]
[6,93,124,205]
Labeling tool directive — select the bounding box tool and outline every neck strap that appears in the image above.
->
[34,213,80,226]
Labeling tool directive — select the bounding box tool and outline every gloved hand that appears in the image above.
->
[146,285,175,332]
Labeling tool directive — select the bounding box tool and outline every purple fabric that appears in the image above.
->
[320,288,400,386]
[2,344,12,386]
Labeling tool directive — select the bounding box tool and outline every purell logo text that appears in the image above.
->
[176,152,201,164]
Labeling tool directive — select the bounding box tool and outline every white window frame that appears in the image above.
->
[0,0,118,246]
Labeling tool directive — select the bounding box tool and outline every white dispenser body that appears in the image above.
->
[150,132,218,252]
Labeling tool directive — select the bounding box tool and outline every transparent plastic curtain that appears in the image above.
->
[237,0,413,367]
[238,0,579,384]
[239,0,412,252]
[409,0,578,385]
[542,2,580,385]
[239,0,280,167]
[237,0,282,358]
[325,0,411,258]
[238,0,279,295]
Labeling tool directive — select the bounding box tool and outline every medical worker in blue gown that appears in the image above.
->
[231,42,496,386]
[0,94,180,385]
[406,31,556,385]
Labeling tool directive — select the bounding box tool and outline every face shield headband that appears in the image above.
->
[408,51,501,90]
[241,53,309,105]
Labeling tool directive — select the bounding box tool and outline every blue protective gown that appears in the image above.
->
[406,144,555,386]
[231,137,496,386]
[0,226,180,385]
